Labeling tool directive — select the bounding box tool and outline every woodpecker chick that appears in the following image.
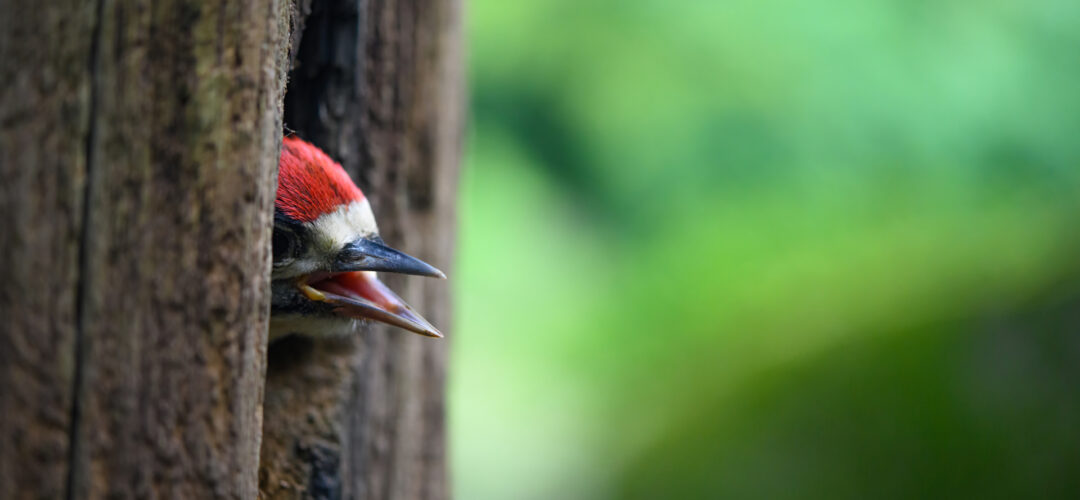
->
[269,136,444,341]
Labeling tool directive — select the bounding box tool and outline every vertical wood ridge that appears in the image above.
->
[64,0,106,496]
[1,0,294,498]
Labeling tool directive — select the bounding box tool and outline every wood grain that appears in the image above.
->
[0,0,292,497]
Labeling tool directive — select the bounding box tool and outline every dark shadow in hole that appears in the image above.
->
[266,334,315,376]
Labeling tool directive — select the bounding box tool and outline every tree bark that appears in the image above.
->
[259,0,462,498]
[0,0,293,498]
[1,0,457,497]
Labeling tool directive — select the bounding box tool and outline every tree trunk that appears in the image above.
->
[259,0,462,498]
[0,0,292,498]
[1,0,457,497]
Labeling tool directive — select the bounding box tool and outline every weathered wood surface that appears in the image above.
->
[259,0,463,498]
[1,0,458,497]
[0,1,95,497]
[0,0,292,497]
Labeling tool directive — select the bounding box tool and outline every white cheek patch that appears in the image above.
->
[307,199,379,253]
[271,199,379,280]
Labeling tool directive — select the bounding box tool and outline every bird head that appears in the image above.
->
[269,136,444,341]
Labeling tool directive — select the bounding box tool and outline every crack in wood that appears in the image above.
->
[64,0,106,497]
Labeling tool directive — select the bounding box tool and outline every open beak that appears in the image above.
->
[298,238,445,338]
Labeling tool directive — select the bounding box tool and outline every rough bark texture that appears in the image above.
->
[0,1,94,497]
[259,0,463,498]
[0,0,293,498]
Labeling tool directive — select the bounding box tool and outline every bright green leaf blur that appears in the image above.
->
[451,1,1080,498]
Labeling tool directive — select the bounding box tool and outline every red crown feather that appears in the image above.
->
[276,136,365,223]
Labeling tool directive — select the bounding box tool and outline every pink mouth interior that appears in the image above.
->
[306,270,441,337]
[309,271,402,313]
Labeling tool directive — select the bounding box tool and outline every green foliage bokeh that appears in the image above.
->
[451,1,1080,498]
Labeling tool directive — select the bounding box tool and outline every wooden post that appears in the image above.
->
[0,0,458,497]
[0,0,293,497]
[259,0,462,498]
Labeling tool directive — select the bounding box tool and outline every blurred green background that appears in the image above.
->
[449,1,1080,498]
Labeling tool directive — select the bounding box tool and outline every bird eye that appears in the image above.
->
[272,224,301,267]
